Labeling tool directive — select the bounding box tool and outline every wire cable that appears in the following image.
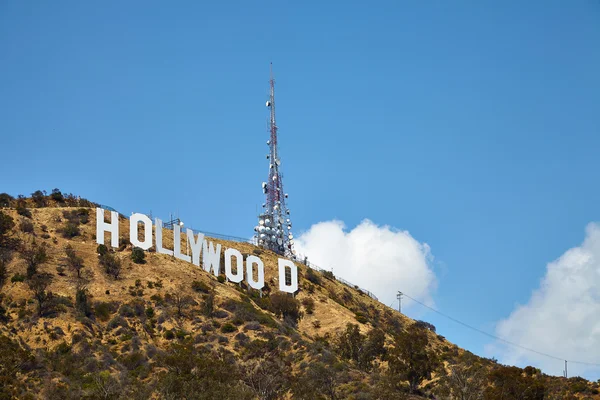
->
[400,292,600,367]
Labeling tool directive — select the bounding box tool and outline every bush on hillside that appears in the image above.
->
[31,190,47,208]
[65,244,85,278]
[97,244,108,256]
[270,292,303,326]
[0,193,13,207]
[302,298,315,314]
[99,252,122,279]
[131,247,145,264]
[322,270,335,281]
[0,211,15,240]
[50,189,65,203]
[20,240,48,279]
[59,222,80,239]
[19,219,34,234]
[16,202,31,219]
[63,209,90,225]
[306,268,322,285]
[191,280,211,294]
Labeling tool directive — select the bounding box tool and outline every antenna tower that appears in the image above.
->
[254,63,295,257]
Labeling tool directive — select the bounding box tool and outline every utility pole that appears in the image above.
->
[397,291,403,313]
[564,360,568,378]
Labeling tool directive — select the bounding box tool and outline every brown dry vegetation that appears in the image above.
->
[0,192,598,399]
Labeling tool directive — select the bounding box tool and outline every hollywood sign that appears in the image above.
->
[95,208,298,293]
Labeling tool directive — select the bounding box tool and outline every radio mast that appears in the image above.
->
[254,63,294,257]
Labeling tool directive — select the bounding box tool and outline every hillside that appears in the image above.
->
[0,190,598,399]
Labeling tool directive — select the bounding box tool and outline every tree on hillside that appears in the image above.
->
[99,252,122,280]
[31,190,47,208]
[65,244,85,279]
[335,323,385,371]
[21,240,49,279]
[388,324,441,394]
[202,286,216,317]
[131,247,145,264]
[166,287,195,318]
[293,359,342,400]
[0,248,13,290]
[0,211,14,240]
[242,356,291,400]
[483,365,546,400]
[270,292,303,326]
[49,188,64,203]
[15,196,31,219]
[0,212,20,252]
[0,335,35,398]
[27,272,53,316]
[155,341,254,399]
[0,193,13,207]
[435,353,487,400]
[75,282,92,317]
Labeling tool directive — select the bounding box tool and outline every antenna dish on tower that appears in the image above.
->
[254,64,295,257]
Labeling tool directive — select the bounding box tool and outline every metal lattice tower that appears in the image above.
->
[254,63,294,257]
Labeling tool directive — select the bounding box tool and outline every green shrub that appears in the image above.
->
[150,294,164,306]
[164,330,175,340]
[217,275,226,284]
[0,193,13,207]
[306,268,321,285]
[355,312,368,324]
[221,323,237,333]
[99,252,122,279]
[76,287,92,317]
[31,190,46,207]
[191,280,211,293]
[322,270,335,280]
[62,209,89,225]
[11,273,25,283]
[59,222,80,239]
[94,302,114,322]
[97,244,108,256]
[302,298,315,315]
[270,292,303,326]
[50,189,64,203]
[131,247,145,264]
[19,220,34,233]
[16,205,31,219]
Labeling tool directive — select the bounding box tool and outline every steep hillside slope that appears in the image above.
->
[0,191,597,399]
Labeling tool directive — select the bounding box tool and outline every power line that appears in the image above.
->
[400,292,600,368]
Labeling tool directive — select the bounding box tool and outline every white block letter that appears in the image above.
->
[155,218,173,256]
[129,213,152,250]
[174,224,191,263]
[96,208,119,248]
[186,229,205,266]
[224,248,244,283]
[202,240,221,277]
[278,258,298,293]
[246,255,264,290]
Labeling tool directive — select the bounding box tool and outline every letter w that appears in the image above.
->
[202,240,221,277]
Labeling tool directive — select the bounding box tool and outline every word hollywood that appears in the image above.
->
[95,208,298,293]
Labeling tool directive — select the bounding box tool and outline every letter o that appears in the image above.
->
[225,248,244,283]
[246,255,264,290]
[129,213,152,250]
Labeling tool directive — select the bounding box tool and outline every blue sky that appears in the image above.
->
[1,1,599,377]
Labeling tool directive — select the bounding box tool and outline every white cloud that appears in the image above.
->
[294,219,437,310]
[495,223,600,378]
